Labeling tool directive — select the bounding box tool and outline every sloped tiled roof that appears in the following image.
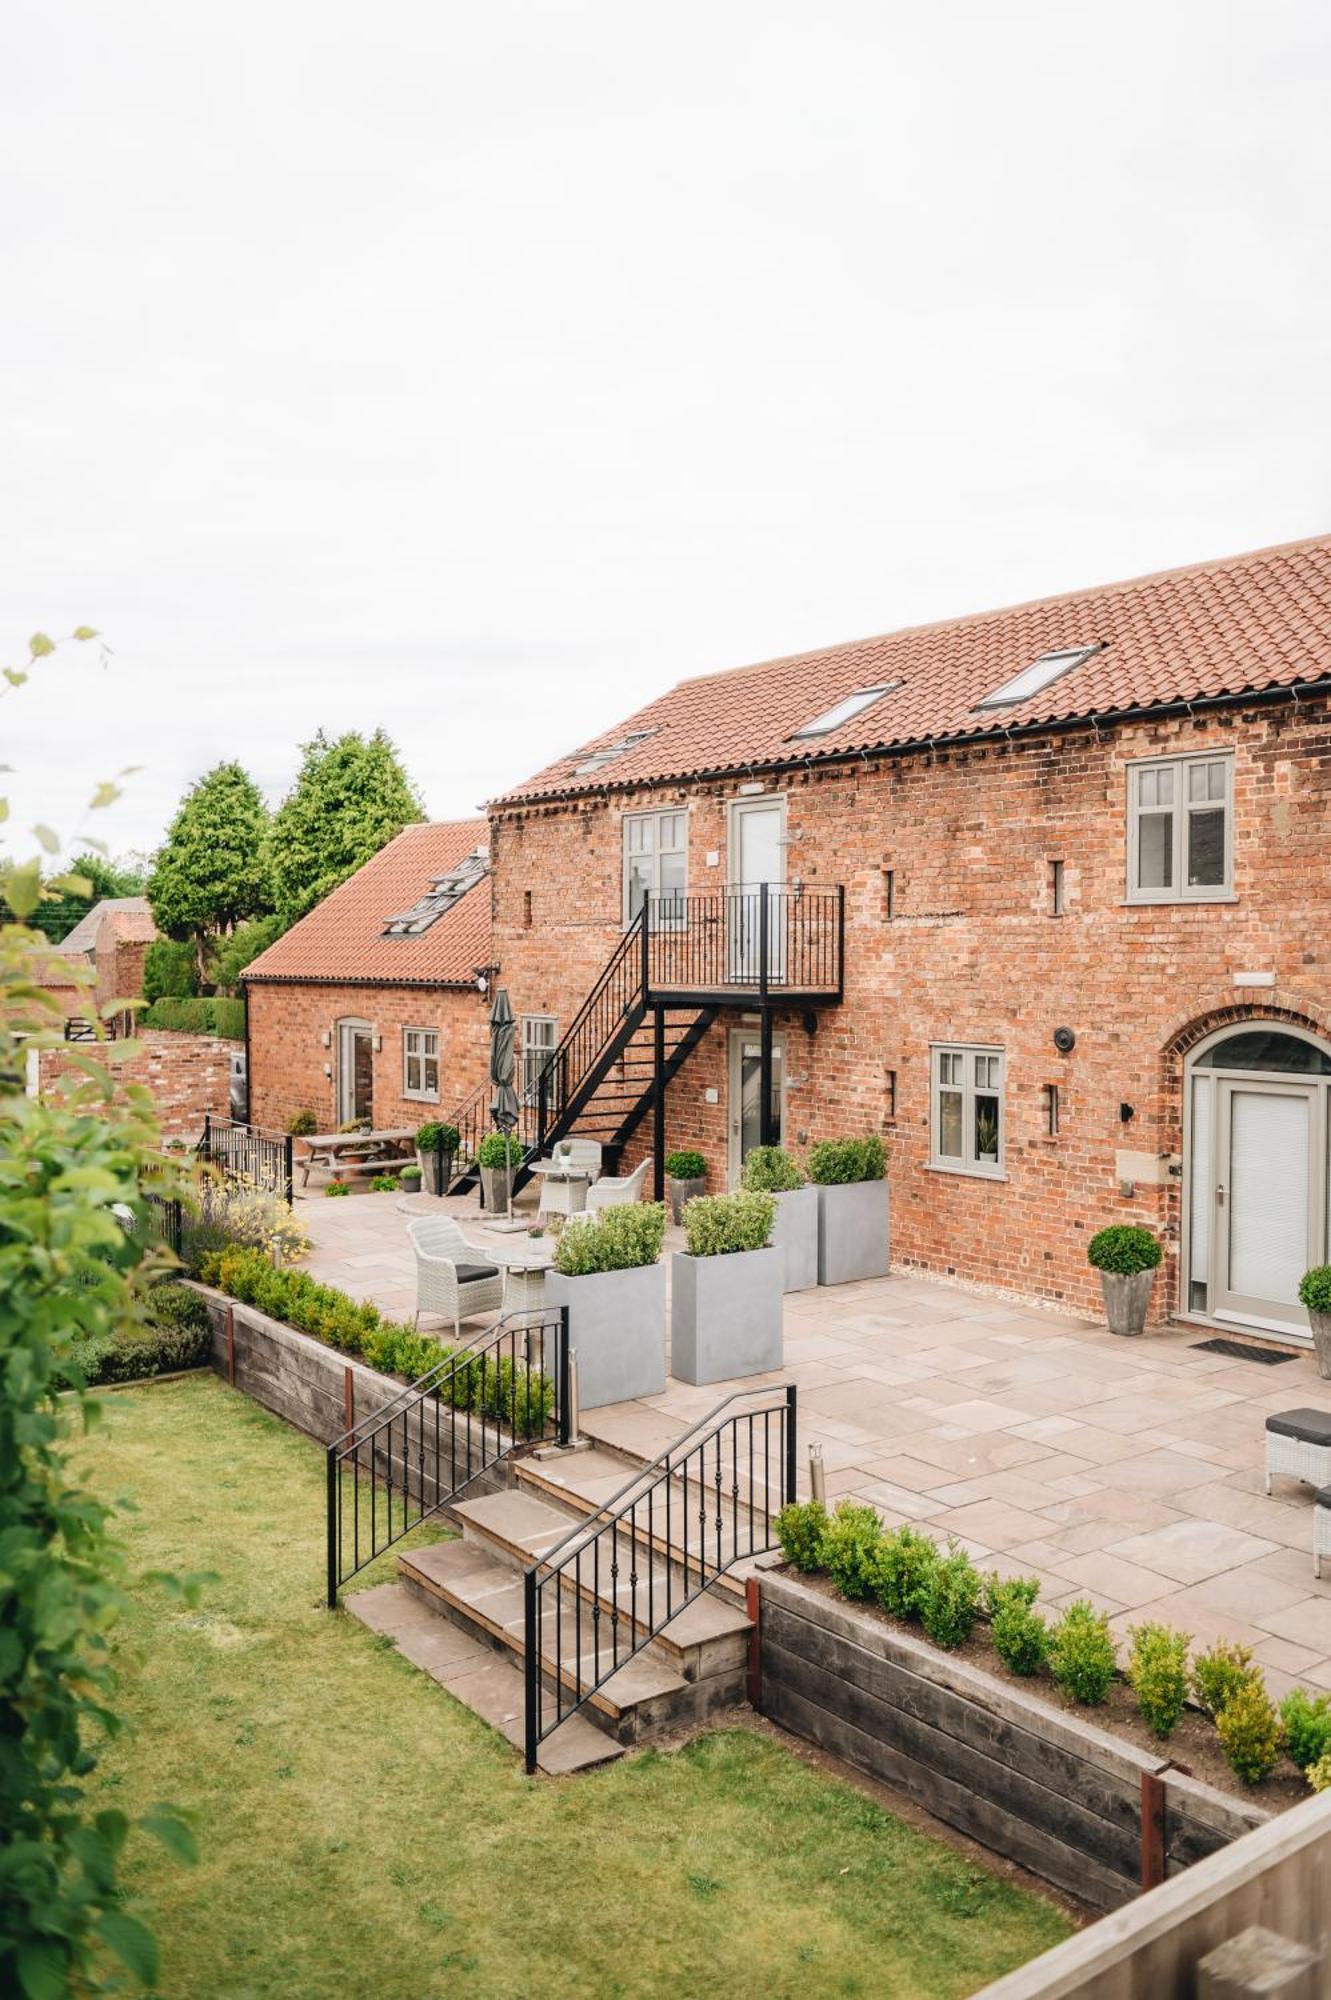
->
[59,896,157,958]
[493,535,1331,806]
[243,822,490,987]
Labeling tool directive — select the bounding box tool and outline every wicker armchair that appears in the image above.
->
[407,1216,504,1339]
[584,1156,650,1214]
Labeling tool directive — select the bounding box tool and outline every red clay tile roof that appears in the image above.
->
[59,897,157,958]
[243,821,490,987]
[493,535,1331,806]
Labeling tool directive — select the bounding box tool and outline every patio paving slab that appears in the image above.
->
[294,1190,1331,1689]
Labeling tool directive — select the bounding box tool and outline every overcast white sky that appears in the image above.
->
[4,0,1330,862]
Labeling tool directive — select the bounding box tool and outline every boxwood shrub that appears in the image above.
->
[664,1149,707,1182]
[682,1191,775,1257]
[741,1145,806,1194]
[1298,1265,1331,1315]
[416,1121,460,1154]
[808,1136,885,1185]
[552,1202,666,1275]
[477,1132,523,1169]
[1086,1224,1161,1275]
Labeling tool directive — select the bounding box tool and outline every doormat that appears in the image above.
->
[1191,1337,1296,1365]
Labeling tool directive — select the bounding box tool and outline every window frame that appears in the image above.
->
[621,806,689,929]
[402,1025,439,1103]
[929,1042,1006,1179]
[1125,751,1235,906]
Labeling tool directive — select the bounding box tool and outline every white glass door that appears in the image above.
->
[728,1030,784,1184]
[729,799,785,982]
[1213,1080,1317,1333]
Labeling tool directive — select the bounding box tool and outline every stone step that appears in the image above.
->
[514,1447,780,1603]
[398,1539,707,1743]
[451,1487,751,1680]
[344,1580,623,1776]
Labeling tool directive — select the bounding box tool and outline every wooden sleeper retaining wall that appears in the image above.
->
[758,1571,1267,1913]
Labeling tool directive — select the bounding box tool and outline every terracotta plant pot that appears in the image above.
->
[1098,1267,1155,1336]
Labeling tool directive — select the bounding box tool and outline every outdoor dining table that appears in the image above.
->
[530,1158,595,1219]
[299,1127,415,1188]
[480,1234,556,1315]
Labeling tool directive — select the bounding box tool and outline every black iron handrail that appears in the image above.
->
[326,1306,570,1607]
[523,1383,797,1771]
[199,1113,295,1205]
[533,906,649,1151]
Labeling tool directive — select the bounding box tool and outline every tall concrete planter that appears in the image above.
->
[1312,1312,1331,1381]
[417,1147,455,1197]
[671,1245,783,1385]
[770,1185,819,1293]
[1098,1267,1155,1336]
[667,1174,705,1226]
[816,1179,889,1286]
[480,1164,512,1213]
[544,1262,666,1410]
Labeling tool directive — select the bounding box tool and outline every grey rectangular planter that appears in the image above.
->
[670,1245,783,1385]
[544,1262,666,1410]
[770,1185,819,1293]
[816,1178,889,1285]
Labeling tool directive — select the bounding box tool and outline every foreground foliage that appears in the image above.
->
[82,1376,1071,1999]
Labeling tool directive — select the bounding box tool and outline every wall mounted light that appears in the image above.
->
[1119,1102,1134,1123]
[320,1031,331,1048]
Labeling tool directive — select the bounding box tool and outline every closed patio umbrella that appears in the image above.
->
[488,987,521,1224]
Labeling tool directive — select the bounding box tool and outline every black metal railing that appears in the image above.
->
[523,1384,796,1771]
[326,1307,571,1607]
[532,906,650,1152]
[144,1190,184,1258]
[645,886,843,998]
[198,1113,294,1205]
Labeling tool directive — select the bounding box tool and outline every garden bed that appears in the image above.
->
[759,1569,1270,1913]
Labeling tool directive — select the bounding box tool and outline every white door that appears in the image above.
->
[729,798,785,982]
[1212,1079,1318,1334]
[728,1029,784,1184]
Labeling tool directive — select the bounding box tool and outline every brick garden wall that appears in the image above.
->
[491,696,1331,1319]
[38,1029,233,1142]
[245,981,490,1136]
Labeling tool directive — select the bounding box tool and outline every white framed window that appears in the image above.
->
[402,1027,439,1101]
[931,1044,1005,1177]
[623,809,687,927]
[1126,752,1233,903]
[521,1014,558,1102]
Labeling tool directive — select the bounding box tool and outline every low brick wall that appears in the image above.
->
[759,1571,1266,1913]
[39,1029,233,1142]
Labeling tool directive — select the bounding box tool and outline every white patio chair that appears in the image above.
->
[546,1137,603,1176]
[584,1155,651,1214]
[407,1216,504,1340]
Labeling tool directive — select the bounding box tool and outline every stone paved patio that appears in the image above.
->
[299,1189,1331,1696]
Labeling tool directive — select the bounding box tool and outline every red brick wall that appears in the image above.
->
[245,981,490,1136]
[38,1029,232,1142]
[96,937,150,1015]
[491,696,1331,1318]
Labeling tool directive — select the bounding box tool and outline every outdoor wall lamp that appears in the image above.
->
[1120,1102,1135,1123]
[472,963,499,996]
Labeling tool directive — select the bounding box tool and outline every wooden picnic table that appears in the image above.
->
[299,1127,416,1189]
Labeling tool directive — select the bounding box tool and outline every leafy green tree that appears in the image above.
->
[146,763,272,985]
[268,729,423,926]
[1,625,198,1994]
[142,938,199,1002]
[1,853,147,944]
[209,913,286,993]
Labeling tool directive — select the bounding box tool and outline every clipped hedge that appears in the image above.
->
[808,1135,885,1185]
[57,1281,213,1390]
[198,1246,553,1434]
[142,996,246,1040]
[741,1145,806,1194]
[552,1202,666,1276]
[683,1191,776,1257]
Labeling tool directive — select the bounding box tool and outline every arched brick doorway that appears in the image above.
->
[1169,1010,1331,1342]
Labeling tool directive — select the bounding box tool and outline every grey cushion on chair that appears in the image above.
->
[1316,1487,1331,1508]
[453,1261,500,1285]
[1266,1409,1331,1445]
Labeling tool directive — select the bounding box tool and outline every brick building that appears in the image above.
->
[243,821,493,1138]
[40,896,158,1027]
[488,535,1331,1337]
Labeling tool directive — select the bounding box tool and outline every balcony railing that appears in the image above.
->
[643,885,843,999]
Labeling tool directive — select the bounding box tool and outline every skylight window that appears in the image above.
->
[382,849,489,937]
[789,684,901,740]
[573,729,657,776]
[974,645,1103,711]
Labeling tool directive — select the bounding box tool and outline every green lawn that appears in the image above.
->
[80,1373,1071,1998]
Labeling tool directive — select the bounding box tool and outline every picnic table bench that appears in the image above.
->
[299,1127,416,1189]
